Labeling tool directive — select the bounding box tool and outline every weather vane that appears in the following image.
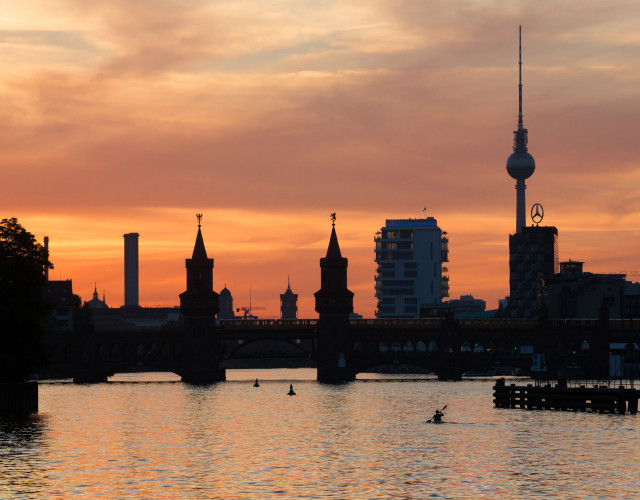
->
[330,212,336,227]
[196,213,203,228]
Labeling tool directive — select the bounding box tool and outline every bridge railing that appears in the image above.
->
[218,317,640,331]
[458,318,538,329]
[350,318,442,328]
[350,318,541,329]
[219,319,318,330]
[609,319,640,330]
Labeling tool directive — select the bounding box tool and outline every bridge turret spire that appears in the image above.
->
[315,216,354,382]
[179,215,222,383]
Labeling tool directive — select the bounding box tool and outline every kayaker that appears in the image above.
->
[432,409,444,422]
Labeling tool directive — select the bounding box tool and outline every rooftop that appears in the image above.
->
[384,218,437,228]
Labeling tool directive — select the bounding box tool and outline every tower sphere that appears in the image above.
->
[507,150,535,180]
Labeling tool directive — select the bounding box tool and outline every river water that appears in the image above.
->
[1,370,638,499]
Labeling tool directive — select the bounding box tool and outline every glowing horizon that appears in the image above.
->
[4,1,640,318]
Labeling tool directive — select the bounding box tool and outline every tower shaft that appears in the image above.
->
[516,179,527,233]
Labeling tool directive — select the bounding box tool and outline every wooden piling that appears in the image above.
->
[493,380,637,415]
[0,382,38,413]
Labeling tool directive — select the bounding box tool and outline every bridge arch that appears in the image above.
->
[225,336,311,359]
[111,344,123,362]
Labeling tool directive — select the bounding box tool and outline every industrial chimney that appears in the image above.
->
[123,233,139,307]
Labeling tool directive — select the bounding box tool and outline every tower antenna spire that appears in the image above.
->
[518,25,523,128]
[506,25,535,234]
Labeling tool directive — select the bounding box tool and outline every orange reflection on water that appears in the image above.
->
[1,374,637,498]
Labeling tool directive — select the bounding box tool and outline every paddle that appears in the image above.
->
[426,404,447,422]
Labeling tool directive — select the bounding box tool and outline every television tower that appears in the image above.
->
[506,26,535,233]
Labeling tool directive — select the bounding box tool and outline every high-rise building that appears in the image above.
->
[506,26,535,234]
[374,218,449,318]
[123,233,139,307]
[280,278,298,320]
[508,226,558,317]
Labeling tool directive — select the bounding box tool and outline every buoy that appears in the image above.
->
[287,384,296,396]
[253,379,260,387]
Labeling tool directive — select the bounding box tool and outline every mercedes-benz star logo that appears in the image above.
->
[531,203,544,225]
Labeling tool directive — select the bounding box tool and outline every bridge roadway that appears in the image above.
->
[43,317,640,382]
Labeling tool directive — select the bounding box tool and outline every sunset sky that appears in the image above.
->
[3,0,640,318]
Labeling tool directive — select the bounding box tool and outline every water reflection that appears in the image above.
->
[0,374,637,498]
[0,413,48,496]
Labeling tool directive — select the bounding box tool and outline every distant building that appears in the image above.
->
[542,261,625,319]
[84,284,109,309]
[44,279,74,332]
[508,226,559,317]
[624,282,640,319]
[446,295,487,317]
[88,307,181,332]
[124,232,139,307]
[280,279,298,320]
[419,303,454,319]
[374,217,449,318]
[219,285,235,319]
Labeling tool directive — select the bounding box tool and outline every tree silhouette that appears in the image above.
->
[0,218,53,381]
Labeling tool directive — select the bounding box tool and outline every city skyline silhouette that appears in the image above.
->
[3,2,640,318]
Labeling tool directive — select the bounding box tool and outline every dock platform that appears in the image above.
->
[493,378,638,414]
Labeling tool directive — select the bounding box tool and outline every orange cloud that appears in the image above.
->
[3,1,640,318]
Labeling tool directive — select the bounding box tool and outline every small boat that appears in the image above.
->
[428,406,446,423]
[253,379,260,387]
[287,384,296,396]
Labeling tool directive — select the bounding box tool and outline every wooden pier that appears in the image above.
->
[493,378,638,414]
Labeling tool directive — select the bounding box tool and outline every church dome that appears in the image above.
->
[84,284,109,309]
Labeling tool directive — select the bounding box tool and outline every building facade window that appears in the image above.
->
[374,217,448,318]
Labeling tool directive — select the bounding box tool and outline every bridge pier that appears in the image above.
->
[314,222,355,384]
[316,317,355,383]
[179,219,223,384]
[73,371,109,384]
[181,322,226,384]
[73,332,110,384]
[437,369,462,381]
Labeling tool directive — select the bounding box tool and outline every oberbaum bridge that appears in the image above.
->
[47,218,640,384]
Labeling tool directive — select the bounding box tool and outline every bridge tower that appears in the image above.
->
[314,216,355,382]
[179,215,223,383]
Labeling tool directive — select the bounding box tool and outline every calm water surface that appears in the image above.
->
[1,370,638,499]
